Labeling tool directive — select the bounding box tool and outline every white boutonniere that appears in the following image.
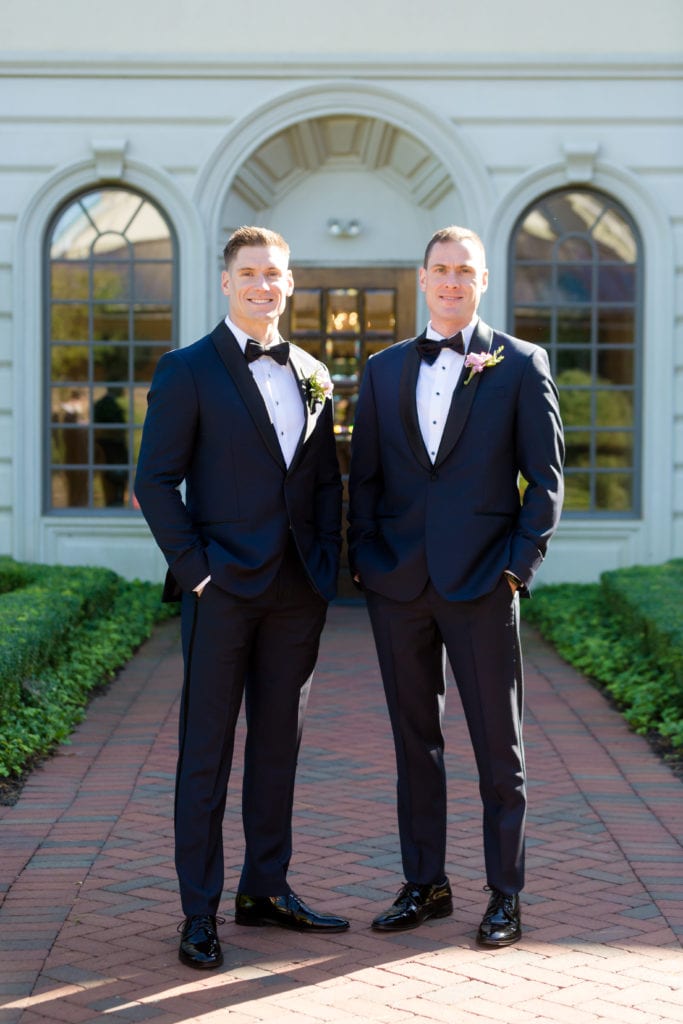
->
[463,345,505,386]
[302,365,334,412]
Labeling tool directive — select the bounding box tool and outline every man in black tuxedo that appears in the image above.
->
[135,226,348,970]
[348,225,564,947]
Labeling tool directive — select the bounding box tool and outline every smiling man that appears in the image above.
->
[135,226,348,970]
[348,225,564,948]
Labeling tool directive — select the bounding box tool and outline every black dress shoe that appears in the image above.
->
[178,914,223,969]
[371,880,453,932]
[235,891,349,932]
[476,888,521,947]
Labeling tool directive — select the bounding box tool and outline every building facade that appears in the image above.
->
[2,1,682,585]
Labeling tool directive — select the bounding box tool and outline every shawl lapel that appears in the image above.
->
[209,321,287,471]
[286,348,322,471]
[435,319,494,467]
[399,331,433,472]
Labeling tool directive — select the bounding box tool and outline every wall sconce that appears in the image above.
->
[327,218,362,238]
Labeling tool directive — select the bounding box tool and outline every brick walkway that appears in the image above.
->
[1,604,682,1024]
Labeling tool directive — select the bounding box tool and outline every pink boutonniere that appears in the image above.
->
[463,345,505,386]
[302,366,334,412]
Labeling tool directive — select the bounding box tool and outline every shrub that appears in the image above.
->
[0,558,176,780]
[523,560,683,755]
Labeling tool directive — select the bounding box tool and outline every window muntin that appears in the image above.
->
[46,188,176,511]
[510,189,641,516]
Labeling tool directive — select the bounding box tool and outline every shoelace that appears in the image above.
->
[177,914,225,934]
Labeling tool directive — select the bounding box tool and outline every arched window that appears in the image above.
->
[509,189,642,516]
[46,187,177,512]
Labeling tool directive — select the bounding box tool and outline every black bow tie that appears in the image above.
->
[245,338,290,366]
[416,332,465,365]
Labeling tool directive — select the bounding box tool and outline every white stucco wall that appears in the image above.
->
[4,0,682,55]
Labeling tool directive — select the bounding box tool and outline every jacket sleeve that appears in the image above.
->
[508,344,565,587]
[346,358,383,576]
[134,351,210,592]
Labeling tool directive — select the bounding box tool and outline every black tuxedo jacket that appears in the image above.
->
[135,321,342,602]
[348,319,564,601]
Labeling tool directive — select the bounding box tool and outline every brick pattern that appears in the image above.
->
[1,605,682,1024]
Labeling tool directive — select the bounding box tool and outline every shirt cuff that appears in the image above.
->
[194,574,211,596]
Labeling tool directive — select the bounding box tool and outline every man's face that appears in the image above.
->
[418,238,488,336]
[221,244,294,335]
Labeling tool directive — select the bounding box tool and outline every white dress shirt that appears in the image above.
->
[416,317,478,464]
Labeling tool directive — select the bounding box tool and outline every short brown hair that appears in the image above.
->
[423,226,486,268]
[223,225,290,269]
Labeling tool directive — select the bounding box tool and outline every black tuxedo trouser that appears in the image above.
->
[366,577,525,896]
[175,542,327,916]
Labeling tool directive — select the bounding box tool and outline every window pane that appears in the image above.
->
[596,432,633,466]
[290,290,321,333]
[557,348,591,375]
[514,265,552,303]
[51,345,89,381]
[51,304,89,342]
[557,309,591,345]
[52,470,89,509]
[133,344,171,381]
[598,265,636,302]
[134,262,173,303]
[327,290,360,334]
[133,308,173,342]
[94,468,130,509]
[563,472,591,511]
[596,389,633,428]
[365,290,396,334]
[94,345,129,382]
[86,191,143,234]
[556,265,593,303]
[514,307,551,345]
[597,348,633,384]
[596,473,632,511]
[92,305,129,342]
[598,309,635,346]
[51,261,90,300]
[325,338,360,381]
[557,236,593,261]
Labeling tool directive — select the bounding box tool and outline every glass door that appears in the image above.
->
[281,266,417,597]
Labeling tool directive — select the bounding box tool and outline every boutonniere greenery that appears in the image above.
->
[302,366,334,412]
[463,345,505,386]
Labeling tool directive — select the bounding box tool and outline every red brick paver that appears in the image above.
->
[1,605,681,1024]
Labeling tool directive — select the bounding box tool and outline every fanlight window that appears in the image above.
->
[46,188,176,511]
[510,189,642,515]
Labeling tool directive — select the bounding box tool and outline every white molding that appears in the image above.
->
[90,138,128,180]
[484,158,676,570]
[11,156,208,564]
[195,81,495,321]
[1,55,682,80]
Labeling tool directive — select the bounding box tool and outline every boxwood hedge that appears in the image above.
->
[522,559,683,757]
[0,557,176,781]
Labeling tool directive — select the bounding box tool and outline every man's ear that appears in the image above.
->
[418,267,427,293]
[220,270,231,297]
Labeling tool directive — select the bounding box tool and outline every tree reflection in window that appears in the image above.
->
[47,188,176,511]
[510,189,641,515]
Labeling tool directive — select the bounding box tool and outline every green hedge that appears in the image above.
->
[0,557,177,779]
[522,559,683,754]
